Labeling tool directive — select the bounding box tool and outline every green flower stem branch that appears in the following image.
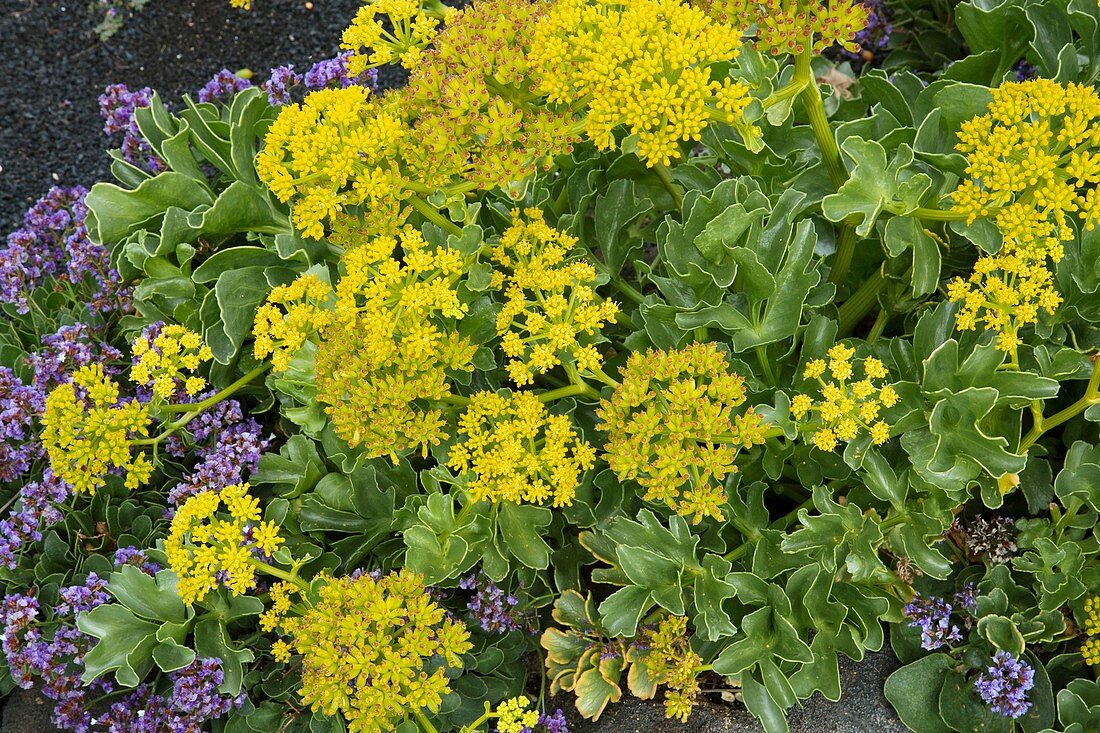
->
[157,363,272,414]
[653,163,685,210]
[414,708,441,733]
[790,51,859,286]
[910,206,969,222]
[795,52,846,191]
[248,558,312,593]
[133,363,273,449]
[836,268,885,336]
[410,194,464,238]
[538,382,602,402]
[1019,353,1100,452]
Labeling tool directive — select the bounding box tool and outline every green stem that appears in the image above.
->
[539,382,601,403]
[829,224,859,286]
[653,164,684,210]
[413,709,441,733]
[249,558,310,593]
[910,206,968,222]
[837,269,885,336]
[1020,356,1100,452]
[867,309,889,343]
[610,276,645,306]
[756,345,777,386]
[158,363,271,413]
[409,195,463,238]
[459,705,495,733]
[796,52,846,190]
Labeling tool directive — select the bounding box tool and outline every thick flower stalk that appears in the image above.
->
[313,227,476,460]
[275,570,472,733]
[952,79,1100,257]
[41,363,153,495]
[129,323,213,400]
[491,211,618,385]
[598,342,769,523]
[792,347,898,451]
[165,482,284,605]
[252,273,335,372]
[448,390,596,507]
[529,0,756,165]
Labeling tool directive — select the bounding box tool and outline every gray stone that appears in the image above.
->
[567,649,909,733]
[2,688,60,733]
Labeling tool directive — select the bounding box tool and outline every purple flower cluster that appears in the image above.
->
[261,54,378,107]
[458,573,533,634]
[974,651,1034,718]
[0,366,45,482]
[54,574,111,618]
[0,473,69,570]
[2,580,115,731]
[88,658,244,733]
[537,710,570,733]
[114,546,161,575]
[30,323,124,390]
[197,69,253,105]
[902,585,977,650]
[99,84,166,173]
[0,187,130,315]
[167,398,269,507]
[1013,60,1039,82]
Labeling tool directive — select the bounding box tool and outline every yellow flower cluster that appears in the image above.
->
[314,227,476,460]
[490,211,618,385]
[702,0,869,56]
[953,79,1100,257]
[1082,595,1100,666]
[257,85,407,239]
[230,0,251,8]
[41,364,152,495]
[529,0,753,166]
[403,0,581,190]
[448,390,596,506]
[641,616,702,722]
[260,580,302,635]
[165,483,284,605]
[597,343,769,524]
[279,570,472,733]
[792,347,898,451]
[946,249,1062,353]
[495,696,540,733]
[130,324,213,400]
[253,274,335,372]
[342,0,446,74]
[261,0,580,241]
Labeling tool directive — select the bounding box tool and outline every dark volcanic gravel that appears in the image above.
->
[0,0,410,231]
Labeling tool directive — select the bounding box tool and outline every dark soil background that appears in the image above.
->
[0,0,412,232]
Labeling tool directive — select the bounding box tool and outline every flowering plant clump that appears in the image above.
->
[275,570,472,733]
[598,343,770,522]
[7,1,1100,733]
